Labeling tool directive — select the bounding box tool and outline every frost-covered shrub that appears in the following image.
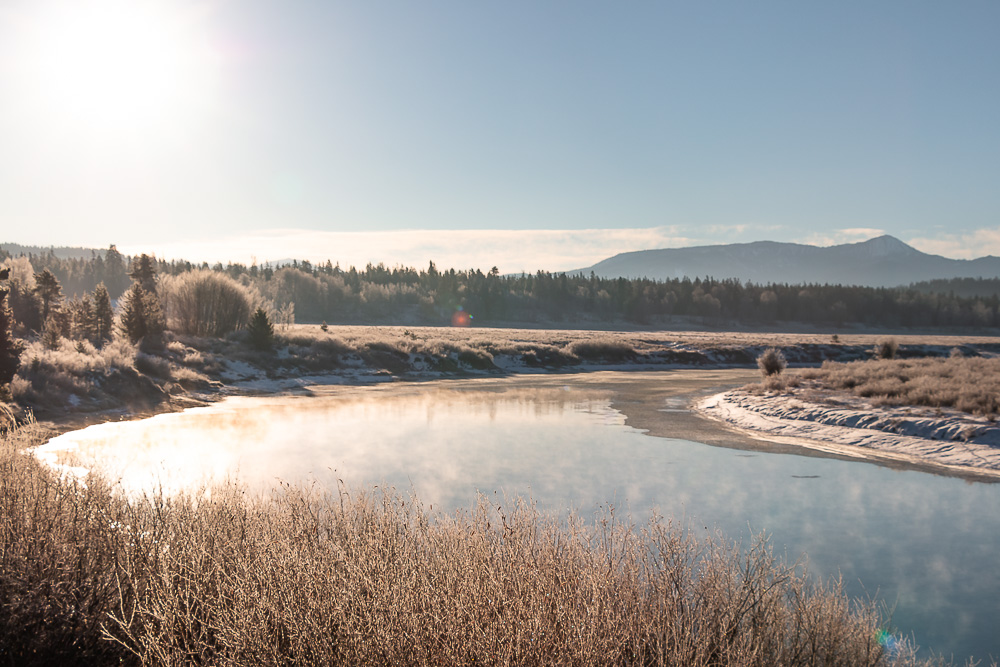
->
[873,338,899,360]
[161,270,260,337]
[757,347,787,377]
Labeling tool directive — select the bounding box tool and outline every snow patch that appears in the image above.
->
[697,390,1000,474]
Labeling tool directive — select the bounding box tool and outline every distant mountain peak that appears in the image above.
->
[571,234,999,287]
[849,235,919,257]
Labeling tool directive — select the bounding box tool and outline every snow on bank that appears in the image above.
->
[697,390,1000,474]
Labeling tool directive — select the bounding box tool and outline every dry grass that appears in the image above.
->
[0,420,954,666]
[801,357,1000,417]
[566,337,638,362]
[247,324,1000,376]
[280,324,1000,353]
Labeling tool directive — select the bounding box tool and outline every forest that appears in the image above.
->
[2,244,1000,336]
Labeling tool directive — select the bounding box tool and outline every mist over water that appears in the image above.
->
[40,376,1000,661]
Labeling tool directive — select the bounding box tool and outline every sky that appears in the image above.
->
[1,0,998,272]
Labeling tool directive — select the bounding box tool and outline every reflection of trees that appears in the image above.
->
[312,386,609,420]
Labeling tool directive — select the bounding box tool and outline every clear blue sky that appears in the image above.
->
[1,0,998,271]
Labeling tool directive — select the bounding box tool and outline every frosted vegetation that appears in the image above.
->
[800,356,1000,418]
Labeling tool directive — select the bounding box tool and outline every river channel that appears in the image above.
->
[38,370,1000,661]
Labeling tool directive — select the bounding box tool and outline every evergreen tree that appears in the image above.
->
[103,244,129,297]
[129,254,158,293]
[142,287,165,339]
[120,255,165,343]
[118,283,158,343]
[34,268,62,321]
[71,293,96,341]
[0,284,24,385]
[7,279,43,333]
[247,307,275,350]
[92,282,114,343]
[41,315,62,350]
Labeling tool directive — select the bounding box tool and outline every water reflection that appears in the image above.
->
[38,377,1000,661]
[39,385,631,505]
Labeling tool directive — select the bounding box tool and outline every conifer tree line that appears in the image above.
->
[2,244,1000,335]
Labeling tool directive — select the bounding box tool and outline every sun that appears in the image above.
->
[11,0,219,141]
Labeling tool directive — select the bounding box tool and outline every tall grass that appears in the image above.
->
[0,421,955,666]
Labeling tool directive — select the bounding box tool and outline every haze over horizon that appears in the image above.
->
[1,1,998,272]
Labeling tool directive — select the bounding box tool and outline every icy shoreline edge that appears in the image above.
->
[696,389,1000,477]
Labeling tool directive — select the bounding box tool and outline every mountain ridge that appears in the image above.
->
[570,235,1000,288]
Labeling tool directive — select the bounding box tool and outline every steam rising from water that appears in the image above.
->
[36,375,1000,659]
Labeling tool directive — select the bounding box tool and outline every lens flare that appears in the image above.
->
[451,307,472,327]
[874,629,902,657]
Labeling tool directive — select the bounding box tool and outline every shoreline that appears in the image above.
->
[694,389,1000,482]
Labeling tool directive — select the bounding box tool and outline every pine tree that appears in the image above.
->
[7,279,43,333]
[0,283,24,385]
[247,307,275,350]
[129,254,158,293]
[118,283,149,344]
[34,268,62,321]
[92,282,114,344]
[72,293,96,341]
[103,244,129,297]
[120,255,165,343]
[141,287,165,339]
[41,315,61,350]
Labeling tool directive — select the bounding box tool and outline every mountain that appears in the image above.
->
[570,235,1000,288]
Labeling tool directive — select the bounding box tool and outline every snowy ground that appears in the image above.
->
[697,388,1000,476]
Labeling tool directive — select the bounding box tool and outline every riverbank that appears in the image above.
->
[696,384,1000,481]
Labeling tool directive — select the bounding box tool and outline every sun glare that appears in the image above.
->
[12,0,219,141]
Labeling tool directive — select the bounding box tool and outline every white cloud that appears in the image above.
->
[907,228,1000,259]
[123,227,699,274]
[704,223,786,237]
